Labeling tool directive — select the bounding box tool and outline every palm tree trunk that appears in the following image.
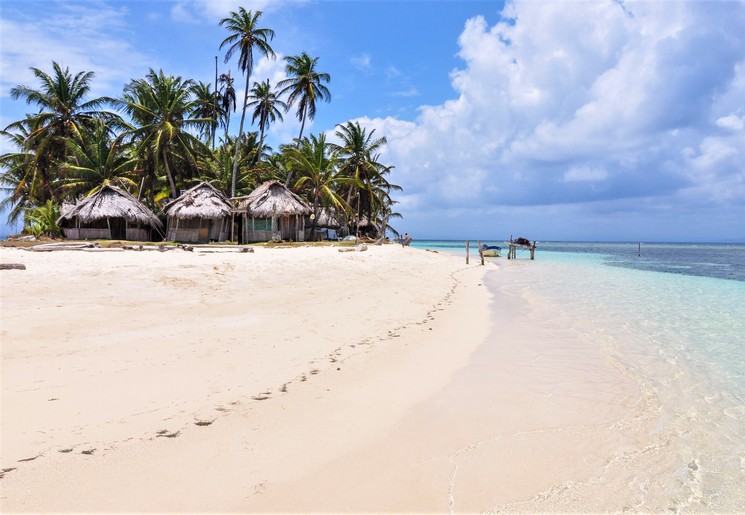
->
[296,104,308,148]
[256,124,265,166]
[231,71,251,197]
[162,148,178,199]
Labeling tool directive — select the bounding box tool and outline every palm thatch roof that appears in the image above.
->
[57,184,162,228]
[234,180,311,218]
[163,182,232,220]
[316,207,343,228]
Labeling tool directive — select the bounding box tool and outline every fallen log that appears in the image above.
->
[0,263,26,270]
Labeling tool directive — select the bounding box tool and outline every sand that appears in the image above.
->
[0,244,640,512]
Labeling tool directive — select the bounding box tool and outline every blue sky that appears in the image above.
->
[1,0,745,242]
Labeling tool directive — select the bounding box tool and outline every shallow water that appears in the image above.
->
[413,241,745,510]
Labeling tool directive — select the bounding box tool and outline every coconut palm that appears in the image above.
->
[8,61,119,203]
[217,71,237,140]
[219,7,276,197]
[331,121,391,234]
[189,81,220,147]
[247,79,286,163]
[118,69,212,200]
[57,120,138,199]
[199,138,260,197]
[277,52,331,146]
[287,133,352,234]
[0,119,40,225]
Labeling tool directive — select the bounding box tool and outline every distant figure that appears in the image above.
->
[402,232,412,247]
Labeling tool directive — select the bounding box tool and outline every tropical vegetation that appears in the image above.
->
[1,8,401,241]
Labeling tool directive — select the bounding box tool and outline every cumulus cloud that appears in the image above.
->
[0,2,152,101]
[355,0,745,239]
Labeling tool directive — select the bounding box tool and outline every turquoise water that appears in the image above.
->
[414,240,745,509]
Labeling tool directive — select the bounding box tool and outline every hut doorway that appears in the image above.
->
[109,218,126,240]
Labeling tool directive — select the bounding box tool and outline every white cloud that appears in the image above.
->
[0,3,152,101]
[716,114,744,131]
[353,0,745,239]
[350,54,371,71]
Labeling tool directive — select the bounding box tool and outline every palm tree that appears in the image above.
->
[8,61,119,203]
[219,8,275,197]
[277,52,331,146]
[247,79,286,163]
[58,120,138,199]
[287,133,352,235]
[217,71,237,141]
[0,119,39,226]
[189,81,220,147]
[331,121,390,234]
[118,69,211,200]
[199,137,261,197]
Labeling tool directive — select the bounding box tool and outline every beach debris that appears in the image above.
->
[26,242,99,252]
[252,393,270,401]
[48,397,58,401]
[279,383,288,393]
[155,430,180,438]
[0,263,26,270]
[58,448,73,453]
[1,467,18,478]
[309,368,319,375]
[194,418,215,427]
[17,453,43,462]
[338,247,355,253]
[356,243,368,252]
[80,448,95,455]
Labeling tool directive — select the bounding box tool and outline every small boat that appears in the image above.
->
[480,244,501,257]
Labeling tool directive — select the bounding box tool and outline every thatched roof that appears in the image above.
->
[57,184,162,229]
[316,207,343,228]
[234,180,311,218]
[163,182,232,220]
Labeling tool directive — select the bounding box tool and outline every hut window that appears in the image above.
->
[252,218,271,231]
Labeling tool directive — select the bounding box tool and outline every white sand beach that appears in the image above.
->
[0,244,641,512]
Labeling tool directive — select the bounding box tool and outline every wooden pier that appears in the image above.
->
[507,236,536,260]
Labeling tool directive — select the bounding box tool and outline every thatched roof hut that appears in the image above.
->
[163,182,232,243]
[316,207,342,229]
[57,184,162,241]
[233,180,311,242]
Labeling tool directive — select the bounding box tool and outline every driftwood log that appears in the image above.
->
[0,263,26,270]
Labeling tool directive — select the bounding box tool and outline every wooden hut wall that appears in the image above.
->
[241,215,305,242]
[242,216,272,242]
[168,217,228,243]
[66,218,131,240]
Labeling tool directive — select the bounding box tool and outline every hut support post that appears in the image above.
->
[466,240,470,264]
[478,240,484,265]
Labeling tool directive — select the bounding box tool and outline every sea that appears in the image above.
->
[411,240,745,511]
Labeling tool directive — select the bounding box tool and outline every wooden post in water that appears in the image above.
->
[530,241,536,260]
[638,242,641,257]
[478,240,484,265]
[466,240,470,264]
